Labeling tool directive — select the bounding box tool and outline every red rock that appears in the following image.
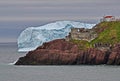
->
[15,39,120,65]
[107,43,120,65]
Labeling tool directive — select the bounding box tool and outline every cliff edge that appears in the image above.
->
[15,21,120,65]
[15,39,120,65]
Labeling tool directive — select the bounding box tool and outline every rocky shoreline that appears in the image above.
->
[15,39,120,65]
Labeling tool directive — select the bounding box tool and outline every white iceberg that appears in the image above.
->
[18,21,96,52]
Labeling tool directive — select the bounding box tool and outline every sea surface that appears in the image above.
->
[0,43,120,81]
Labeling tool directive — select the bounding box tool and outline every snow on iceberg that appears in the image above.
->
[18,21,96,52]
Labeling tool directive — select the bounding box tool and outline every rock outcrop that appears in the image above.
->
[15,39,120,65]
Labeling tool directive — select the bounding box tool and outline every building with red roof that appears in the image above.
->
[101,16,115,22]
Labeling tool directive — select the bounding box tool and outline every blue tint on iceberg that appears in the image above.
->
[18,21,96,52]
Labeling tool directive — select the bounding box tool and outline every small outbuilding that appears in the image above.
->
[101,16,115,22]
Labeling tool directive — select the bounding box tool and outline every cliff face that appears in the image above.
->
[15,39,120,65]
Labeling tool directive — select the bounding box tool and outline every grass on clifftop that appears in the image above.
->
[70,39,91,50]
[91,21,120,45]
[71,21,120,49]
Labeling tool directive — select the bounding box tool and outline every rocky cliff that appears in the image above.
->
[15,39,120,65]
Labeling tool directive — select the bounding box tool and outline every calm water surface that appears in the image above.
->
[0,43,120,81]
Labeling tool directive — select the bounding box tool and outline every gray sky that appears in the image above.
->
[0,0,120,42]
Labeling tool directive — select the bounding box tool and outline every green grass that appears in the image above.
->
[70,21,120,49]
[91,21,120,45]
[70,39,91,50]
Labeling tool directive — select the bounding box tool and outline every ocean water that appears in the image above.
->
[0,43,120,81]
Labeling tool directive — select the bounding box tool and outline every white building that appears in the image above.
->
[101,16,115,22]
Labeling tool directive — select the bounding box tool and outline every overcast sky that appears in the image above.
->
[0,0,120,42]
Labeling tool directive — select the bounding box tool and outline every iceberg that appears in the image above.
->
[18,21,96,52]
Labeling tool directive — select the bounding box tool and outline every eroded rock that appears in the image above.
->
[15,39,120,65]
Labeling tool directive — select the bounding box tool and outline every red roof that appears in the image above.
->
[104,16,113,18]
